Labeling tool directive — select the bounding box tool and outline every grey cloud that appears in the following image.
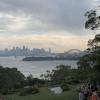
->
[0,0,95,35]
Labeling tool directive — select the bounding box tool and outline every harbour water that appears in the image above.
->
[0,57,78,78]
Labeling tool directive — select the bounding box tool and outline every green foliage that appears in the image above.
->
[26,75,34,86]
[77,55,91,71]
[61,82,70,92]
[0,88,8,95]
[43,65,80,86]
[32,87,39,94]
[76,7,100,83]
[50,65,71,84]
[19,87,39,96]
[25,75,46,88]
[19,87,32,96]
[93,64,100,72]
[65,76,79,84]
[77,52,100,82]
[85,10,100,30]
[0,66,25,94]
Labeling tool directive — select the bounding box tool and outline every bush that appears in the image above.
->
[19,86,39,96]
[0,88,8,95]
[19,87,32,96]
[19,89,26,96]
[32,87,39,94]
[61,83,70,91]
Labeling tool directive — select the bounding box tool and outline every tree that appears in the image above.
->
[85,9,100,30]
[50,65,71,85]
[85,9,100,47]
[85,8,100,65]
[76,6,100,83]
[77,7,100,82]
[0,66,25,94]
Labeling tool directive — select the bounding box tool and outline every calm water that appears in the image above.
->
[0,57,78,78]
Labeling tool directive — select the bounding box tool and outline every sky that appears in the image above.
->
[0,0,98,52]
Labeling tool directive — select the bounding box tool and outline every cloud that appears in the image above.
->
[0,0,95,35]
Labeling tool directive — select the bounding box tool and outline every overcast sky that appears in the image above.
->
[0,0,98,52]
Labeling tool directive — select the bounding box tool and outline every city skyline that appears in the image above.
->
[0,45,85,59]
[0,45,52,56]
[0,45,83,53]
[0,34,94,52]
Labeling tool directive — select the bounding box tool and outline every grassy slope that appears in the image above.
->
[4,87,78,100]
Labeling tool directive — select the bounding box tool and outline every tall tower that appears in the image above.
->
[49,48,51,54]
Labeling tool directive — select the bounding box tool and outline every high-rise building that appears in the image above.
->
[49,48,51,54]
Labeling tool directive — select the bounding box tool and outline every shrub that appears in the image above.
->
[19,89,26,96]
[32,87,39,94]
[0,88,8,95]
[19,87,33,96]
[61,83,70,91]
[19,87,39,96]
